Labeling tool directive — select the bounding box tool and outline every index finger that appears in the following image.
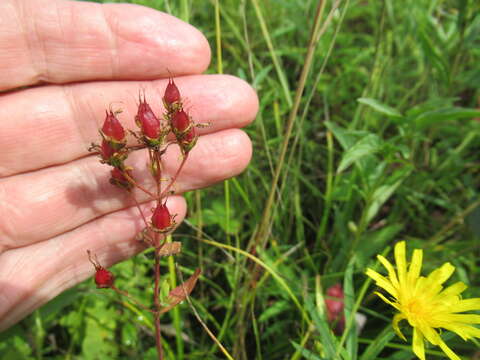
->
[0,0,210,90]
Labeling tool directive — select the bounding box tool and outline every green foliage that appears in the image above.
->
[3,0,480,359]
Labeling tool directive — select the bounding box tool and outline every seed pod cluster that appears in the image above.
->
[86,78,204,358]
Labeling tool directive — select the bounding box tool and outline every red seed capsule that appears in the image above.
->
[151,203,172,231]
[136,96,160,139]
[102,110,125,141]
[171,109,190,133]
[163,78,180,106]
[100,139,115,160]
[95,267,115,288]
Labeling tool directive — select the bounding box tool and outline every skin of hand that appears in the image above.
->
[0,0,258,331]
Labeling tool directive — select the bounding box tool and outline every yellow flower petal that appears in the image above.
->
[418,323,441,345]
[440,323,480,340]
[375,292,400,311]
[366,269,398,297]
[393,313,407,341]
[437,338,462,360]
[394,241,407,284]
[452,298,480,312]
[407,248,422,286]
[426,262,455,286]
[441,282,467,297]
[412,328,425,360]
[377,255,400,289]
[442,314,480,324]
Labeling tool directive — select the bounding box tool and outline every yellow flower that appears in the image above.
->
[366,241,480,360]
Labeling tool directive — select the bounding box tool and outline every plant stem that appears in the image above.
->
[111,286,153,313]
[167,234,184,359]
[159,155,188,199]
[122,170,158,199]
[253,0,329,250]
[153,240,164,360]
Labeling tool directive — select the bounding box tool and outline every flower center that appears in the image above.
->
[403,298,430,327]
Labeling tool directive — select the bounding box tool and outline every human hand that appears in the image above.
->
[0,0,258,331]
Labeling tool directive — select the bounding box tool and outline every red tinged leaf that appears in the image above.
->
[160,268,201,314]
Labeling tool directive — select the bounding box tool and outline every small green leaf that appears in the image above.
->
[357,98,403,118]
[291,341,324,360]
[359,326,395,360]
[337,134,382,173]
[413,107,480,129]
[365,167,412,223]
[356,224,404,268]
[258,300,288,323]
[306,290,338,358]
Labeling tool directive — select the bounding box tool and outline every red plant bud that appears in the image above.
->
[164,78,180,105]
[325,283,345,334]
[171,109,190,133]
[151,203,172,231]
[87,250,114,289]
[100,139,115,160]
[136,97,160,139]
[102,110,125,141]
[95,267,115,288]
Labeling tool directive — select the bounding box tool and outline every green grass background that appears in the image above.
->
[1,0,480,359]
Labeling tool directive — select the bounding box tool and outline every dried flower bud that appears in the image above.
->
[163,78,181,106]
[100,139,115,160]
[95,268,115,288]
[151,203,172,231]
[102,110,125,141]
[136,96,160,139]
[110,167,133,190]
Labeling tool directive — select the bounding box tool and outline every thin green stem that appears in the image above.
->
[251,0,292,106]
[159,155,188,199]
[153,240,164,360]
[166,235,183,359]
[214,0,223,75]
[180,0,189,23]
[214,0,232,247]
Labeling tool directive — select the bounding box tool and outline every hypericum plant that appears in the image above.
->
[87,78,206,360]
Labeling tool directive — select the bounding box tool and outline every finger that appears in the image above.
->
[0,129,252,252]
[0,0,210,90]
[0,196,186,332]
[0,75,258,177]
